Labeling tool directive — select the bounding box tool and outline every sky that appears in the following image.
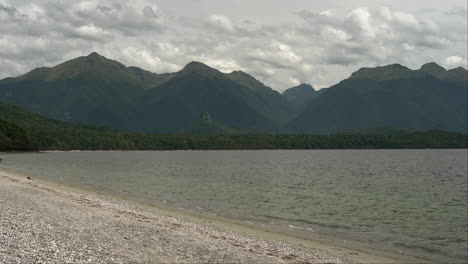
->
[0,0,467,91]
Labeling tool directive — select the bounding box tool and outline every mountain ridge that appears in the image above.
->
[0,53,466,134]
[289,62,467,133]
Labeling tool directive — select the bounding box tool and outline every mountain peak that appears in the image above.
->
[450,66,467,73]
[227,70,257,81]
[282,83,319,112]
[87,51,101,57]
[283,83,316,95]
[229,70,250,77]
[350,64,420,81]
[296,83,315,91]
[180,61,224,79]
[420,62,446,74]
[83,52,110,64]
[183,61,215,71]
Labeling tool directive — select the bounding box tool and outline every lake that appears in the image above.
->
[1,149,466,263]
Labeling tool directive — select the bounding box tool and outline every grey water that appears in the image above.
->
[1,150,467,263]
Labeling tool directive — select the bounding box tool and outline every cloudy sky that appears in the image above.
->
[0,0,466,91]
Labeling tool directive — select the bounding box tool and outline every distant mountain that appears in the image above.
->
[289,63,467,133]
[350,62,467,86]
[282,83,321,114]
[418,62,467,87]
[0,52,146,129]
[133,61,285,133]
[226,70,291,123]
[0,53,290,133]
[0,54,466,134]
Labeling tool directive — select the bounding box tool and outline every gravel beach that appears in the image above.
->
[0,170,427,264]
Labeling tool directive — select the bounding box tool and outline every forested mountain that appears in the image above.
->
[0,102,466,151]
[0,53,290,133]
[131,61,289,133]
[288,63,467,134]
[0,53,466,134]
[0,52,144,129]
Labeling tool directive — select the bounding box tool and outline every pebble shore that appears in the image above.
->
[0,171,421,264]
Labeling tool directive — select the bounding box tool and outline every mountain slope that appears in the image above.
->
[0,52,146,129]
[0,102,121,149]
[127,66,176,89]
[282,83,321,114]
[226,70,291,123]
[132,62,280,133]
[1,102,466,150]
[1,54,466,134]
[418,62,467,87]
[0,54,290,133]
[289,63,467,133]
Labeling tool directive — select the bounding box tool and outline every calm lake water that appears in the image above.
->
[1,150,467,263]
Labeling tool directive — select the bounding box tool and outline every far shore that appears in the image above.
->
[0,169,430,263]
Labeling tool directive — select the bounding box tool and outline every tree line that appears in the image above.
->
[1,118,466,151]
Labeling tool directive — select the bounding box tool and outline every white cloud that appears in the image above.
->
[444,56,468,68]
[0,1,466,91]
[16,3,45,21]
[121,47,180,73]
[322,27,351,41]
[346,8,375,38]
[393,11,420,30]
[207,14,234,32]
[75,24,112,41]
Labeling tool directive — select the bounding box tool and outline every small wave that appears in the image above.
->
[263,214,351,230]
[393,242,447,255]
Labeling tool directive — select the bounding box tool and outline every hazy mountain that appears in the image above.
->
[289,63,467,133]
[282,83,321,114]
[226,70,291,123]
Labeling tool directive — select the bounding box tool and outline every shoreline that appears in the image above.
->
[0,169,431,264]
[2,147,467,154]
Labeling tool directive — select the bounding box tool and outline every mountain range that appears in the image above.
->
[0,52,466,134]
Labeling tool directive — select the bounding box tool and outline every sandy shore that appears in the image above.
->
[0,170,429,264]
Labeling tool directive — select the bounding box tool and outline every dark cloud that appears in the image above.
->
[0,4,19,16]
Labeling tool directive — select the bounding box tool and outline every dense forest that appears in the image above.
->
[0,103,466,151]
[0,119,33,151]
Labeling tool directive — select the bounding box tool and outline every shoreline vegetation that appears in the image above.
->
[1,117,467,151]
[0,169,429,263]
